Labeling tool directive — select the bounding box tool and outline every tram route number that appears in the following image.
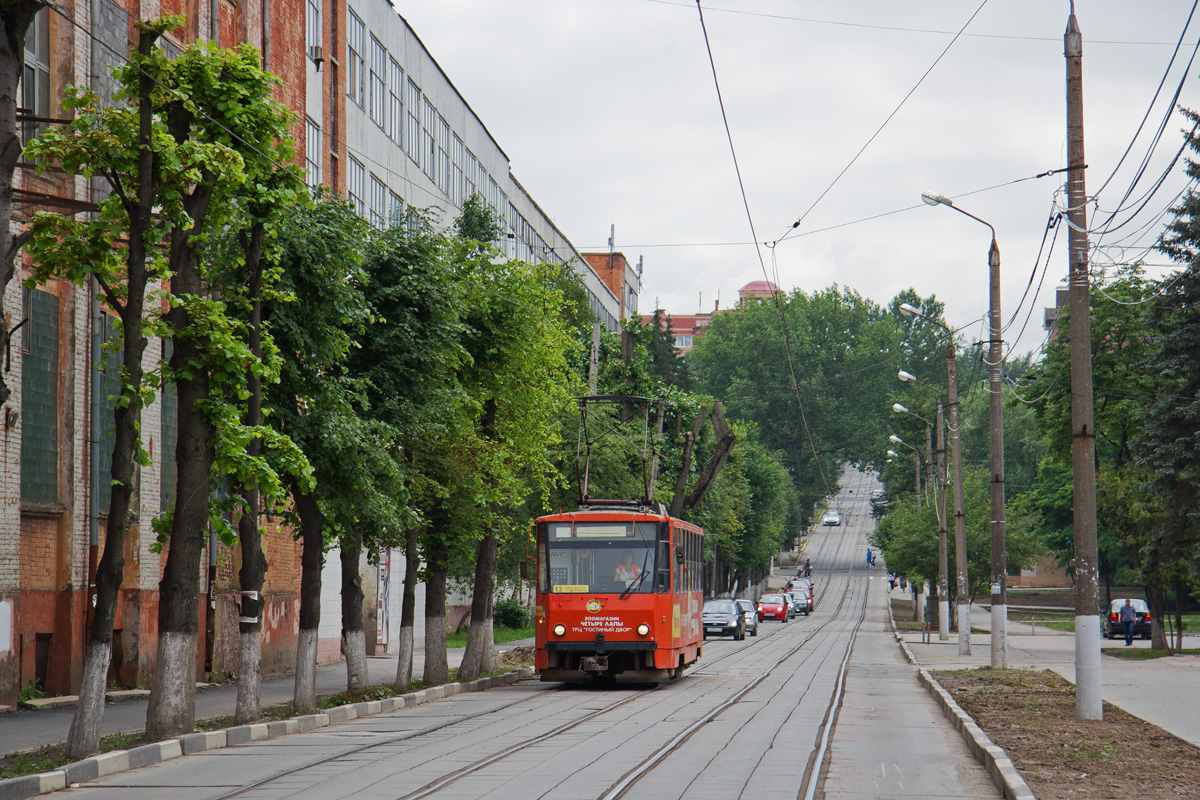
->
[574,615,632,634]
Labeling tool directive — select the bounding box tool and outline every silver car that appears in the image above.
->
[735,598,759,637]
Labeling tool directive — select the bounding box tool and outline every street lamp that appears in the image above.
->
[893,403,936,510]
[899,314,967,653]
[922,192,1008,669]
[888,435,922,513]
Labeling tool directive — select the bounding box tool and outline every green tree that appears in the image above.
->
[455,191,502,243]
[254,193,372,711]
[21,18,260,756]
[146,39,309,741]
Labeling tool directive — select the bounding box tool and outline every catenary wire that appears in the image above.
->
[694,0,833,500]
[773,0,990,247]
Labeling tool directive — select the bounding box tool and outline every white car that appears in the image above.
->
[822,509,841,526]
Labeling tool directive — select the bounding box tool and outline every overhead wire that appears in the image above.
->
[773,0,990,248]
[693,0,832,500]
[638,0,1200,47]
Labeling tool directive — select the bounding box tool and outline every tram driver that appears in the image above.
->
[614,551,643,584]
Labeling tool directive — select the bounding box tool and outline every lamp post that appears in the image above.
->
[898,309,967,653]
[921,193,1007,668]
[888,435,922,513]
[893,403,936,510]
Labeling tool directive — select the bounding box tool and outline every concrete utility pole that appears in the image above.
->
[935,399,949,641]
[947,346,969,655]
[987,236,1007,669]
[1066,3,1102,720]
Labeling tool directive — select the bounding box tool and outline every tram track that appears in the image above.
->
[192,476,878,800]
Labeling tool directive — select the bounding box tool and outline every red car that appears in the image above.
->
[758,593,789,622]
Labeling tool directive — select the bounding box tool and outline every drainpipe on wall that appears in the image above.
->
[261,0,271,72]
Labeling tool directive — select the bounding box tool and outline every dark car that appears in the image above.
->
[788,590,811,616]
[757,593,789,623]
[1106,598,1152,640]
[734,598,759,637]
[702,599,746,640]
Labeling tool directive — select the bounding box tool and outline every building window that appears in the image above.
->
[22,8,50,143]
[465,150,478,199]
[369,174,386,230]
[347,11,365,107]
[348,156,366,216]
[673,334,693,348]
[388,59,403,144]
[405,79,420,162]
[451,135,464,208]
[421,98,435,179]
[369,36,386,128]
[436,115,450,193]
[305,117,322,188]
[306,0,322,51]
[21,289,59,504]
[488,176,500,214]
[389,191,405,228]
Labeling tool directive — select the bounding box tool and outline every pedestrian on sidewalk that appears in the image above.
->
[1121,598,1137,646]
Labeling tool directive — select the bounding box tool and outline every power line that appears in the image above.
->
[694,0,832,500]
[638,0,1199,47]
[773,0,990,246]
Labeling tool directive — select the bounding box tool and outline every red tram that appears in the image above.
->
[534,504,705,683]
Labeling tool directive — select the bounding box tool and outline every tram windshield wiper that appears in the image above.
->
[619,549,651,600]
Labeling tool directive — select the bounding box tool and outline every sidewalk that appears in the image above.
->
[894,591,1200,748]
[0,641,531,757]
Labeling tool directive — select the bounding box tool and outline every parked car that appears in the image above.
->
[757,593,789,623]
[822,508,841,526]
[734,598,759,637]
[702,599,746,640]
[1106,598,1152,640]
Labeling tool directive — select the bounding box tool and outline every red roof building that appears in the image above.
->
[642,281,780,352]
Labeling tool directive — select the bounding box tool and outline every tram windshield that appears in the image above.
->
[541,520,661,594]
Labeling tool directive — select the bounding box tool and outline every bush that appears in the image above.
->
[494,597,529,629]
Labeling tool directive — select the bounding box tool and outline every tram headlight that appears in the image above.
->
[637,623,650,636]
[552,624,566,637]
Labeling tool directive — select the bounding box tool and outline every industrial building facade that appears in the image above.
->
[3,0,632,704]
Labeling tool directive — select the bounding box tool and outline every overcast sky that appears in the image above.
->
[398,1,1200,359]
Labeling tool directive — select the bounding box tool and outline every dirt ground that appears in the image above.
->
[932,668,1200,799]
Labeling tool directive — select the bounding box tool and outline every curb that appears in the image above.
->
[0,667,535,800]
[887,602,1036,800]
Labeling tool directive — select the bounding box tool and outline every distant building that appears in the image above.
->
[643,280,781,352]
[738,280,781,305]
[1043,286,1068,344]
[581,252,641,321]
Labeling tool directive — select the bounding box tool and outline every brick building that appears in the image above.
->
[641,280,780,353]
[581,252,641,321]
[5,0,612,704]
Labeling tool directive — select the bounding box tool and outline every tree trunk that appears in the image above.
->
[1146,582,1169,652]
[394,526,419,692]
[67,24,159,760]
[235,223,266,724]
[293,487,324,713]
[147,180,217,741]
[340,526,367,691]
[0,1,43,408]
[1175,581,1185,655]
[458,532,497,681]
[423,535,449,686]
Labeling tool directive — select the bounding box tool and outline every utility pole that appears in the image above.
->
[935,399,949,642]
[1066,3,1101,720]
[988,235,1008,669]
[947,344,969,655]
